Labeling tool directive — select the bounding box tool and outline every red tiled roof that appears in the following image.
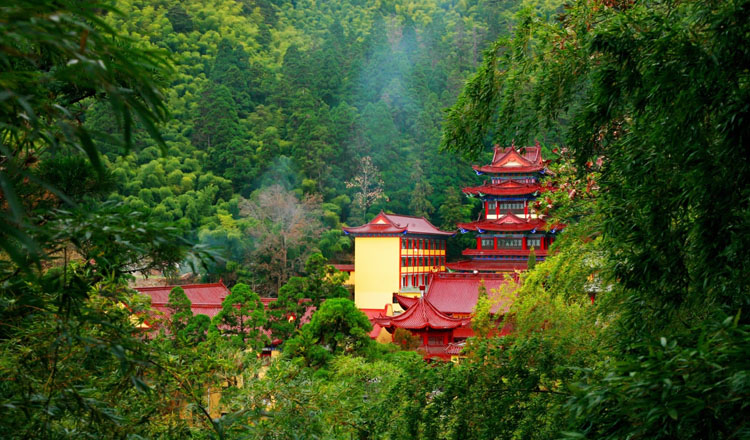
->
[360,308,388,338]
[381,213,454,236]
[343,212,453,236]
[373,298,471,331]
[135,282,315,324]
[394,293,419,310]
[424,272,515,315]
[445,342,466,355]
[332,264,354,272]
[135,281,230,318]
[462,180,541,196]
[473,145,544,174]
[458,213,550,232]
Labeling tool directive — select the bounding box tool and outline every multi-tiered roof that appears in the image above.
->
[448,143,563,273]
[374,272,516,360]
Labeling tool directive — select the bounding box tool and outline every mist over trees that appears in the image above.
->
[3,0,749,438]
[87,0,539,286]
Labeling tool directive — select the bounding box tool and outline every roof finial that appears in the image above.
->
[535,139,541,148]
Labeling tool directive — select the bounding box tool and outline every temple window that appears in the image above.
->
[481,238,494,250]
[498,238,523,249]
[498,202,524,212]
[527,238,541,249]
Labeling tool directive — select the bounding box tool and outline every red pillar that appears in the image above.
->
[485,202,489,219]
[522,236,527,250]
[496,202,500,217]
[524,200,528,218]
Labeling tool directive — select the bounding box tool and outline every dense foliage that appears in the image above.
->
[3,0,750,438]
[84,0,556,289]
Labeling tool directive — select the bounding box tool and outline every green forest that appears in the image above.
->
[2,0,750,438]
[81,0,543,292]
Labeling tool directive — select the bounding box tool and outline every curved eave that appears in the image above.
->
[375,320,470,331]
[457,221,547,232]
[404,230,456,237]
[373,298,471,331]
[462,184,541,197]
[342,225,406,235]
[394,294,418,310]
[472,165,545,174]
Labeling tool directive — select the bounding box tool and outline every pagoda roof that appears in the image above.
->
[373,297,471,331]
[423,272,515,315]
[473,144,544,174]
[343,212,454,236]
[463,180,542,197]
[394,293,419,310]
[457,212,550,232]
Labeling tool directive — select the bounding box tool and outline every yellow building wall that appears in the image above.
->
[354,236,400,309]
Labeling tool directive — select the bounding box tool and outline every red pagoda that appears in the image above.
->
[359,143,559,360]
[449,143,563,273]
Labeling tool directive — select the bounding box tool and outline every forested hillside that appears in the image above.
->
[5,0,749,438]
[88,0,560,292]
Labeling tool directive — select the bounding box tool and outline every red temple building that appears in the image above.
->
[450,143,563,273]
[134,281,315,355]
[135,281,232,320]
[353,143,558,360]
[375,272,515,360]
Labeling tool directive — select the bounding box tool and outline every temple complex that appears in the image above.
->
[346,143,558,360]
